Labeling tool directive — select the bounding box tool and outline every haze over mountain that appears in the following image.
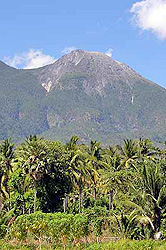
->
[1,50,166,144]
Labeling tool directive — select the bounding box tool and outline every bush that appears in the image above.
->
[10,212,89,248]
[82,207,108,239]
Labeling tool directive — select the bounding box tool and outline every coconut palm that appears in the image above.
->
[136,138,157,161]
[125,159,166,237]
[117,139,138,169]
[66,136,88,212]
[141,160,166,231]
[86,140,103,200]
[66,135,80,151]
[0,139,15,210]
[16,135,49,212]
[101,145,135,210]
[70,147,89,213]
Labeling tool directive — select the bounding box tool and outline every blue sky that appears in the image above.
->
[0,0,166,87]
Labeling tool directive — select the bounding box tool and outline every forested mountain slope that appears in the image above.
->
[0,61,48,139]
[1,50,166,143]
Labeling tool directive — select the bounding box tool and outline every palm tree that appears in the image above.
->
[0,139,15,210]
[141,160,166,232]
[86,140,103,200]
[66,135,80,151]
[70,149,89,213]
[117,139,138,169]
[136,138,157,161]
[101,145,135,210]
[66,136,89,213]
[16,135,49,212]
[126,159,166,237]
[66,136,88,212]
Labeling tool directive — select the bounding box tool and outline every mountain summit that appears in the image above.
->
[1,50,166,143]
[33,50,155,94]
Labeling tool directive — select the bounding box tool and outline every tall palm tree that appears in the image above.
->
[70,150,89,212]
[66,135,80,151]
[67,136,89,213]
[126,159,166,236]
[0,139,15,210]
[16,135,49,212]
[66,136,88,212]
[141,160,166,232]
[101,145,135,210]
[136,138,157,161]
[116,139,138,169]
[86,140,103,200]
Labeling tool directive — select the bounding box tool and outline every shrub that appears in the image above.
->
[10,212,90,249]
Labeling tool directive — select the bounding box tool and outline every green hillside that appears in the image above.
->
[0,62,48,140]
[1,50,166,144]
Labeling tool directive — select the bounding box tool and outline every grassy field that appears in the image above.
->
[0,240,166,250]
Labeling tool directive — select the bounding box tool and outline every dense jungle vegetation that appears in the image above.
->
[0,135,166,249]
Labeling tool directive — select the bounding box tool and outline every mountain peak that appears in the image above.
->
[0,50,166,144]
[67,49,108,56]
[61,49,112,61]
[34,49,154,94]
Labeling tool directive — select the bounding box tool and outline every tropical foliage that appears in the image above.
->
[0,136,166,248]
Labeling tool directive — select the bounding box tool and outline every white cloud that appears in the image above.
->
[130,0,166,40]
[61,46,77,55]
[4,49,56,69]
[105,48,113,57]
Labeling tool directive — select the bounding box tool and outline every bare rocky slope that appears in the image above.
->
[33,50,156,94]
[1,50,166,144]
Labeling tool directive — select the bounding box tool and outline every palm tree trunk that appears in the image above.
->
[0,198,3,211]
[108,190,113,210]
[8,188,11,210]
[94,187,97,200]
[79,187,82,213]
[63,196,68,213]
[153,204,161,232]
[34,179,37,213]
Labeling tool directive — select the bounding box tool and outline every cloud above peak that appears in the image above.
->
[61,46,77,55]
[131,0,166,40]
[105,48,113,57]
[4,49,56,69]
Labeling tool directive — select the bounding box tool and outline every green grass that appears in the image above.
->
[0,240,166,250]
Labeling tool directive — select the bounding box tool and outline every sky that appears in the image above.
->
[0,0,166,87]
